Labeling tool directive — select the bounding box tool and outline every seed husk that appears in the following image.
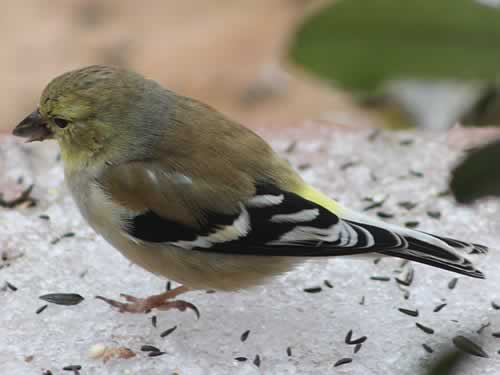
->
[334,358,352,367]
[323,280,333,288]
[141,345,161,352]
[240,330,250,342]
[448,278,458,290]
[160,325,177,338]
[377,211,394,218]
[235,357,247,362]
[492,332,500,338]
[492,301,500,310]
[39,293,84,306]
[39,214,50,220]
[303,286,322,293]
[36,304,48,314]
[433,303,447,313]
[286,346,292,356]
[427,210,441,219]
[345,330,367,345]
[359,296,365,305]
[398,308,419,317]
[452,335,488,358]
[477,322,490,335]
[422,344,433,353]
[370,276,390,282]
[253,354,261,367]
[62,365,82,371]
[395,267,414,286]
[354,343,362,354]
[415,323,434,334]
[151,315,157,328]
[5,281,17,291]
[398,201,417,210]
[148,351,166,357]
[405,221,419,228]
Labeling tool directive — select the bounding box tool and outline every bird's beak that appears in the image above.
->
[13,109,53,142]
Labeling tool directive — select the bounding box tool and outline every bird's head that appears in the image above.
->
[13,65,170,170]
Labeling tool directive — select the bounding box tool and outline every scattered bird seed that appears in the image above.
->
[286,346,292,357]
[400,139,414,146]
[39,293,84,306]
[323,280,333,288]
[253,354,261,367]
[422,344,433,353]
[452,335,489,358]
[405,221,419,228]
[62,365,82,372]
[433,303,447,312]
[340,161,360,170]
[297,163,311,171]
[370,276,390,282]
[141,345,161,352]
[409,169,424,178]
[398,201,417,210]
[240,330,250,342]
[42,371,53,375]
[492,301,500,310]
[235,357,248,362]
[363,200,385,211]
[492,332,500,338]
[376,211,394,218]
[151,315,157,328]
[166,281,171,291]
[415,323,434,334]
[476,322,490,335]
[334,358,352,367]
[5,281,17,291]
[448,278,458,290]
[373,257,382,265]
[303,286,322,293]
[427,210,441,219]
[359,296,365,305]
[395,268,414,287]
[148,351,166,357]
[398,308,419,317]
[160,325,177,338]
[354,344,362,354]
[39,214,50,220]
[345,330,367,345]
[36,304,48,314]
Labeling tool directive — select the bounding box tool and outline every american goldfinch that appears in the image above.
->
[13,65,487,315]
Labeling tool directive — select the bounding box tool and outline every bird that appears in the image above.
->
[13,65,488,316]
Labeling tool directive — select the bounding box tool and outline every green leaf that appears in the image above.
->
[289,0,500,93]
[450,138,500,203]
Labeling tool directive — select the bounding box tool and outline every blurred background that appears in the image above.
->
[4,0,500,136]
[1,0,372,133]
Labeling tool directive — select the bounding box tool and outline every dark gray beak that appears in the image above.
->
[13,109,53,142]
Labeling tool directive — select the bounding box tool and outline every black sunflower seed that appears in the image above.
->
[39,293,84,306]
[398,308,419,317]
[240,330,250,342]
[415,323,434,334]
[334,358,352,367]
[160,325,177,338]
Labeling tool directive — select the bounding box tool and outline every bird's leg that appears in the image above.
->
[96,285,200,318]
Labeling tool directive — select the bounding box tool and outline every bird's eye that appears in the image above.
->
[53,118,69,129]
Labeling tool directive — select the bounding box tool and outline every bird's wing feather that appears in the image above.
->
[98,161,486,279]
[98,162,400,255]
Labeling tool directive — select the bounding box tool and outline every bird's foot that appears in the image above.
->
[96,285,199,318]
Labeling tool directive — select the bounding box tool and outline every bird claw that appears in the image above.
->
[95,286,199,318]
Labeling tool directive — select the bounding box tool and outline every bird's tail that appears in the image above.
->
[343,209,488,279]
